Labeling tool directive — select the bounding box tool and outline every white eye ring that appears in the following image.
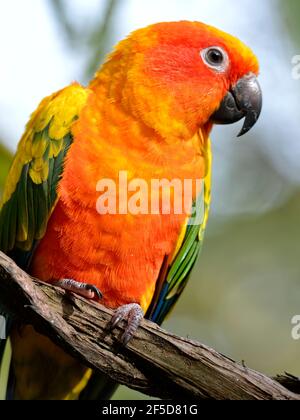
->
[200,46,229,72]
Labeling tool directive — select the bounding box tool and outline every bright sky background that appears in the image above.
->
[0,0,299,215]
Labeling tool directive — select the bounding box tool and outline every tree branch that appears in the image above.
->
[0,251,298,400]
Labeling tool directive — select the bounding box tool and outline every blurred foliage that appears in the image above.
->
[281,0,300,46]
[47,0,120,81]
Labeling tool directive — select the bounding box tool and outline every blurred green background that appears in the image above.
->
[0,0,299,399]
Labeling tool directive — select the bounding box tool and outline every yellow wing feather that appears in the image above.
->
[0,83,90,255]
[1,84,89,206]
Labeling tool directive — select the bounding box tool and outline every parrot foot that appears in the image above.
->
[53,279,103,300]
[109,304,144,345]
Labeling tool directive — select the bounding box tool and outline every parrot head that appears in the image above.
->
[94,21,262,140]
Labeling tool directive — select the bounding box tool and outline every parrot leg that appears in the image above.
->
[53,279,103,300]
[109,304,144,345]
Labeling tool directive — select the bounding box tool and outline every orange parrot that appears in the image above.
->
[0,21,262,400]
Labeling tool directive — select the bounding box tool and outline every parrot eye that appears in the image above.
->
[201,47,229,72]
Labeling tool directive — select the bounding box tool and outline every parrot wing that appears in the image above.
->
[0,83,89,268]
[0,83,90,399]
[146,139,212,326]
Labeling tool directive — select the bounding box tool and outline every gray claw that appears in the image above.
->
[109,315,123,331]
[85,285,103,300]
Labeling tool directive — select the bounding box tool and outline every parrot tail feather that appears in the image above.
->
[79,372,118,400]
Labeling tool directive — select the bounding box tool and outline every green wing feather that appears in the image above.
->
[0,83,89,400]
[0,84,89,266]
[147,141,212,326]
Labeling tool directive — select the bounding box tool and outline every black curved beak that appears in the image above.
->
[212,73,262,137]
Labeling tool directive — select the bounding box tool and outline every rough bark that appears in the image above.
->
[0,251,298,400]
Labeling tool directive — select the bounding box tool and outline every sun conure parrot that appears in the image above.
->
[0,21,262,400]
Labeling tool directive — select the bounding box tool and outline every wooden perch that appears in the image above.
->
[0,251,299,400]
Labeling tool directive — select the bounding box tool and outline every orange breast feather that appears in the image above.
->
[31,89,208,311]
